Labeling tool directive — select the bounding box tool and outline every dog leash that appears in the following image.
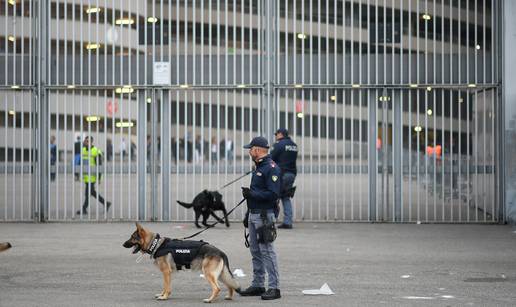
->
[181,198,247,240]
[217,170,252,191]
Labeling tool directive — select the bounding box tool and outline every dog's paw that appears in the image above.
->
[156,295,169,300]
[155,293,163,298]
[203,298,213,303]
[224,295,233,300]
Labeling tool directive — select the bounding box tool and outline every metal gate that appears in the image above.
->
[0,0,502,222]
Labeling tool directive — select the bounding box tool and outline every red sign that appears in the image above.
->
[295,100,304,113]
[107,99,119,116]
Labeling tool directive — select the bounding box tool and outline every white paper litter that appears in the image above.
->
[441,295,455,299]
[302,283,335,295]
[233,269,246,277]
[402,296,434,300]
[401,275,411,279]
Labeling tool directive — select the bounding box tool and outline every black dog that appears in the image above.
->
[177,190,230,228]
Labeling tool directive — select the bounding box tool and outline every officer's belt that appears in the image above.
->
[249,208,275,214]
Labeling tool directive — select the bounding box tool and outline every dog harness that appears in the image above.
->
[150,235,208,270]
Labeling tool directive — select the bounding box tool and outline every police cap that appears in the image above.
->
[243,136,269,149]
[274,128,289,137]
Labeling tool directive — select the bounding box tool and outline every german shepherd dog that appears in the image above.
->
[176,190,230,228]
[0,242,12,252]
[123,223,240,302]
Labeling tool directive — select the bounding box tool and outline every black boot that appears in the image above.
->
[237,286,266,296]
[261,288,281,300]
[278,223,293,229]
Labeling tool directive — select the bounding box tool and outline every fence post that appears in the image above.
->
[138,91,147,220]
[36,0,49,222]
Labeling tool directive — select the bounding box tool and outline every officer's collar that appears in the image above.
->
[254,154,270,165]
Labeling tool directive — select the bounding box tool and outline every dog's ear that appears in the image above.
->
[135,222,146,238]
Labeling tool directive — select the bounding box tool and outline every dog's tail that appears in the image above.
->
[220,253,240,290]
[176,200,193,209]
[0,242,12,253]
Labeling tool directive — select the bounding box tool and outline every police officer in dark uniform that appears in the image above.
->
[270,128,298,229]
[239,136,282,300]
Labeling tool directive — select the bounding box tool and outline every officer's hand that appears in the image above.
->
[241,187,252,199]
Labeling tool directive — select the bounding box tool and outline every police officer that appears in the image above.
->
[270,128,298,229]
[77,136,111,215]
[239,136,282,300]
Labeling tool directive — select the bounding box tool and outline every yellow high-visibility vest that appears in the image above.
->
[82,146,102,183]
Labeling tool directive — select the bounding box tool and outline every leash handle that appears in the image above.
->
[181,198,247,240]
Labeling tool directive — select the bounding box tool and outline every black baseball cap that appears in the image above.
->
[243,136,269,149]
[275,128,288,136]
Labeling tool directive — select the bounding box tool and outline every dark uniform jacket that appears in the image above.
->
[247,155,281,210]
[270,137,298,175]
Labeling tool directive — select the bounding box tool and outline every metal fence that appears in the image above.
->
[0,0,502,223]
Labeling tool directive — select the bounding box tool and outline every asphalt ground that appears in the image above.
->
[0,222,515,306]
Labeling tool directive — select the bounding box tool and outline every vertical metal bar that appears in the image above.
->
[431,0,436,221]
[481,89,486,221]
[459,81,462,224]
[440,90,444,221]
[301,0,305,220]
[162,90,170,221]
[334,0,338,220]
[3,92,7,219]
[424,0,429,222]
[381,89,387,221]
[466,0,471,223]
[325,0,329,220]
[490,0,494,83]
[223,0,230,200]
[308,0,313,220]
[482,0,486,84]
[394,89,401,222]
[416,87,420,223]
[265,0,274,142]
[317,0,321,220]
[19,98,25,220]
[152,88,159,221]
[13,92,18,219]
[369,89,377,221]
[358,0,363,220]
[350,0,354,220]
[37,0,49,222]
[138,90,146,220]
[184,90,188,221]
[449,90,453,222]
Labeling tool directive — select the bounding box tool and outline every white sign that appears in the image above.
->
[153,62,171,85]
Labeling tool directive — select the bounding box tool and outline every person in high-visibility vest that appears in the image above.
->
[77,136,111,215]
